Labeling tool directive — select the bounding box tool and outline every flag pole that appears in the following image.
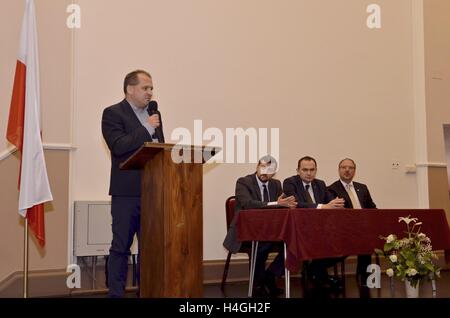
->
[23,218,29,298]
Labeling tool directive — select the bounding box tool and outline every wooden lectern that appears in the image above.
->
[120,143,219,297]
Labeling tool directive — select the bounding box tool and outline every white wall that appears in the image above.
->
[0,0,73,282]
[0,2,23,154]
[71,0,418,260]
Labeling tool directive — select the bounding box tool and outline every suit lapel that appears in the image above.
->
[121,99,142,127]
[122,99,165,143]
[311,180,318,201]
[337,182,352,207]
[268,180,278,201]
[251,174,262,201]
[296,176,308,202]
[354,183,364,206]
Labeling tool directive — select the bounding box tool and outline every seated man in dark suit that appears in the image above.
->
[223,155,297,297]
[327,158,376,289]
[283,156,345,290]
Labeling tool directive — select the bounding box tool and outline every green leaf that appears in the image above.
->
[374,248,384,256]
[406,260,416,268]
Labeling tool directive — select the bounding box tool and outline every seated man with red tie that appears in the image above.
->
[223,155,297,297]
[283,156,345,291]
[327,158,377,290]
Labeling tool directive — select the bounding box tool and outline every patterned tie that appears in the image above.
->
[346,184,361,209]
[262,184,269,203]
[305,184,314,204]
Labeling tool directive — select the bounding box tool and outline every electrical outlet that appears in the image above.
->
[392,161,400,169]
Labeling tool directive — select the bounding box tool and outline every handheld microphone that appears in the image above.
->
[147,100,159,140]
[147,100,158,116]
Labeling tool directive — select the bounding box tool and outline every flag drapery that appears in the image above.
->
[6,0,53,247]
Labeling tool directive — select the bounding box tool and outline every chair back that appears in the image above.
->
[225,196,236,230]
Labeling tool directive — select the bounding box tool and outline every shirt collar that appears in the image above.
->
[255,175,268,189]
[340,179,354,188]
[128,99,148,112]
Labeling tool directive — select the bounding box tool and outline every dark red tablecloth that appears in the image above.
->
[237,209,450,272]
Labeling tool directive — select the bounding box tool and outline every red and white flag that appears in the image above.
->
[6,0,53,247]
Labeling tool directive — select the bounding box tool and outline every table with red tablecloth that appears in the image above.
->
[237,209,450,272]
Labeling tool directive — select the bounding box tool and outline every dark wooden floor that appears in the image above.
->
[70,270,450,298]
[216,271,448,298]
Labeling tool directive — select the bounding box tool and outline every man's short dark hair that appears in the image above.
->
[123,70,152,95]
[339,158,356,168]
[297,156,317,169]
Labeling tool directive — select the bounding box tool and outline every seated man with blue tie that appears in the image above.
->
[223,155,297,297]
[327,158,377,291]
[283,156,345,291]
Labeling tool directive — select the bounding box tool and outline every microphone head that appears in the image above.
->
[147,100,158,115]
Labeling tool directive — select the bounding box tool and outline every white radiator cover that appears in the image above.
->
[73,201,138,257]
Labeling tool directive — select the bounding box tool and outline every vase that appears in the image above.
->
[405,280,420,298]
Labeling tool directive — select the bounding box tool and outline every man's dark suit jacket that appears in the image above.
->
[223,174,283,253]
[327,180,376,209]
[283,175,334,208]
[101,99,165,196]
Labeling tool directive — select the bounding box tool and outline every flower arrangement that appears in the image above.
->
[375,216,440,288]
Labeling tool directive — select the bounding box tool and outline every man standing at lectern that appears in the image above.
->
[102,70,165,297]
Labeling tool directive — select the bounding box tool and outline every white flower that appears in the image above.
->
[386,234,395,243]
[406,268,418,276]
[380,216,440,284]
[389,254,398,263]
[398,216,418,225]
